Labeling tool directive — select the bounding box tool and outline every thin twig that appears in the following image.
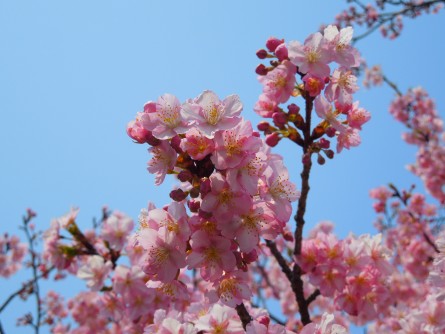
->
[0,267,54,314]
[306,289,321,305]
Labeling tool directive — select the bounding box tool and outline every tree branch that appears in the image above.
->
[235,303,252,330]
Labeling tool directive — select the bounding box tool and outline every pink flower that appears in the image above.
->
[137,228,186,282]
[288,33,331,78]
[260,156,300,222]
[258,61,296,103]
[141,94,189,139]
[254,94,278,118]
[323,25,360,67]
[303,74,325,97]
[187,231,236,281]
[147,140,177,185]
[195,304,244,334]
[211,119,262,170]
[180,128,215,160]
[336,127,361,153]
[76,255,112,291]
[100,212,134,251]
[314,95,344,132]
[182,90,242,138]
[347,101,371,130]
[325,68,359,106]
[201,172,252,221]
[300,312,348,334]
[210,270,252,307]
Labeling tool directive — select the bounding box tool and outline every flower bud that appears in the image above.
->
[187,199,200,213]
[324,149,334,159]
[170,189,187,202]
[256,49,268,59]
[265,132,280,147]
[257,121,271,133]
[317,153,326,165]
[272,112,287,128]
[326,127,337,137]
[287,103,300,114]
[199,178,211,197]
[275,43,288,61]
[266,37,284,52]
[255,64,268,76]
[177,170,193,183]
[318,138,330,149]
[170,135,183,154]
[258,316,270,327]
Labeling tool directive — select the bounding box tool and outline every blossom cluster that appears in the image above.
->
[298,223,393,324]
[254,25,370,158]
[389,87,445,203]
[126,89,300,309]
[0,232,27,278]
[332,0,444,40]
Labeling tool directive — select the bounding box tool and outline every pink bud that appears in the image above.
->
[145,131,161,146]
[326,127,337,138]
[317,153,326,165]
[242,249,258,263]
[143,101,156,113]
[266,37,284,52]
[200,178,211,197]
[257,121,271,132]
[319,138,330,149]
[177,170,193,183]
[265,132,281,147]
[255,64,268,76]
[256,49,268,59]
[324,149,334,159]
[170,135,183,153]
[275,43,288,61]
[187,199,201,212]
[272,112,287,128]
[287,103,300,114]
[258,316,270,327]
[170,189,187,202]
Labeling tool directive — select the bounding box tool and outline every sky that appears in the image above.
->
[1,1,444,333]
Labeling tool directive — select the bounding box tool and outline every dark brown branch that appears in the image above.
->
[265,240,293,281]
[235,303,252,330]
[306,289,321,305]
[291,265,311,325]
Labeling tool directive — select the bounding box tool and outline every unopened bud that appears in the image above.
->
[272,111,287,128]
[317,153,326,165]
[324,149,334,159]
[312,125,325,140]
[187,199,201,212]
[177,170,193,183]
[275,43,288,61]
[170,189,187,202]
[326,127,337,138]
[265,132,281,147]
[170,135,183,154]
[255,64,268,76]
[287,103,300,114]
[256,49,268,59]
[319,138,330,149]
[200,178,211,197]
[257,121,271,132]
[266,37,284,52]
[258,316,270,327]
[189,187,200,198]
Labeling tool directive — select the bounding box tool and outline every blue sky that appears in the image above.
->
[1,1,444,333]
